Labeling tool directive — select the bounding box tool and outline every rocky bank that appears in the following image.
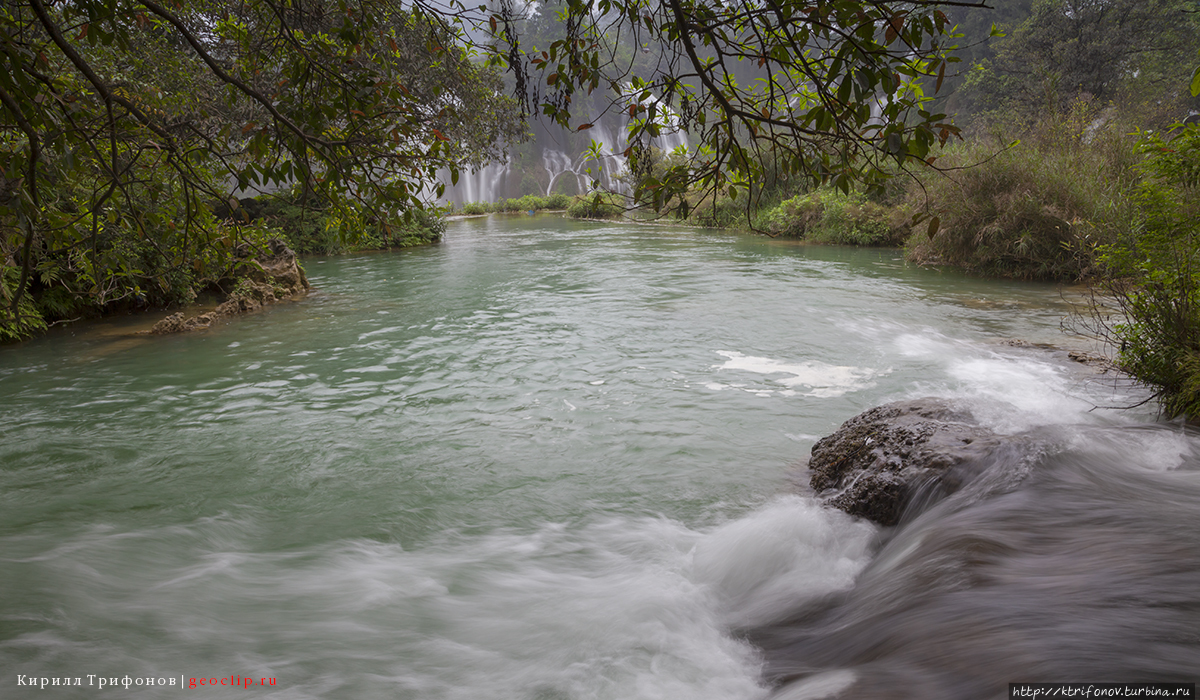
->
[150,238,309,334]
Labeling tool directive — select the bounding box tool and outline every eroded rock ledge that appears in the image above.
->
[808,398,1013,526]
[150,239,308,334]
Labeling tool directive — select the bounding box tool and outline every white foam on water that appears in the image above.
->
[691,496,877,629]
[712,351,877,398]
[892,331,1150,433]
[2,515,775,699]
[1065,423,1198,472]
[0,496,890,700]
[773,670,859,700]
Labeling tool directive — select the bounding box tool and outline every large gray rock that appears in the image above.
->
[808,398,1008,526]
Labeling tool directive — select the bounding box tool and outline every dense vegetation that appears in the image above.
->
[1091,126,1200,417]
[0,0,522,340]
[451,194,573,216]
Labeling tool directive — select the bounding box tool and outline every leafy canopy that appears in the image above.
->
[0,0,523,333]
[960,0,1200,117]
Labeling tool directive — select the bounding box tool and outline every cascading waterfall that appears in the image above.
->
[542,149,592,197]
[582,118,632,194]
[439,87,687,206]
[436,158,512,206]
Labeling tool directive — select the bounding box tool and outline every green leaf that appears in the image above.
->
[1191,65,1200,97]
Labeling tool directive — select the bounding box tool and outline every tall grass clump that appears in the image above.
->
[566,193,625,219]
[905,108,1141,280]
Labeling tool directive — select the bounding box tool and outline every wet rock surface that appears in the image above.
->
[808,398,1009,525]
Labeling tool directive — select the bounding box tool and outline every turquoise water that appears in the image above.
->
[2,215,1188,699]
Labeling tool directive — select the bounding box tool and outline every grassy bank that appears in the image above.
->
[686,113,1143,283]
[902,117,1141,280]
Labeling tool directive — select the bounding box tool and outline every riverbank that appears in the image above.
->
[0,190,444,344]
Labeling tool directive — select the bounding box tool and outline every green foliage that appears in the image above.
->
[935,0,1034,112]
[906,108,1141,279]
[499,195,551,212]
[756,194,823,238]
[256,192,442,255]
[545,194,571,210]
[566,193,625,220]
[0,0,521,340]
[958,0,1200,121]
[256,199,339,255]
[0,267,47,341]
[758,189,907,246]
[1098,124,1200,417]
[688,194,750,230]
[455,194,572,216]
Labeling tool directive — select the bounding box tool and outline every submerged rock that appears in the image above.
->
[150,311,218,334]
[808,398,1009,526]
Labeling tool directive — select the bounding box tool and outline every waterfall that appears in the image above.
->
[437,86,690,205]
[542,149,592,197]
[583,119,631,194]
[437,158,512,206]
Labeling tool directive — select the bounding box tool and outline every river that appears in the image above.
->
[1,215,1196,698]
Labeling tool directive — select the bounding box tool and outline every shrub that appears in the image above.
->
[566,192,625,219]
[257,190,442,254]
[1094,124,1200,417]
[496,196,554,213]
[460,201,489,215]
[755,188,908,245]
[688,193,748,229]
